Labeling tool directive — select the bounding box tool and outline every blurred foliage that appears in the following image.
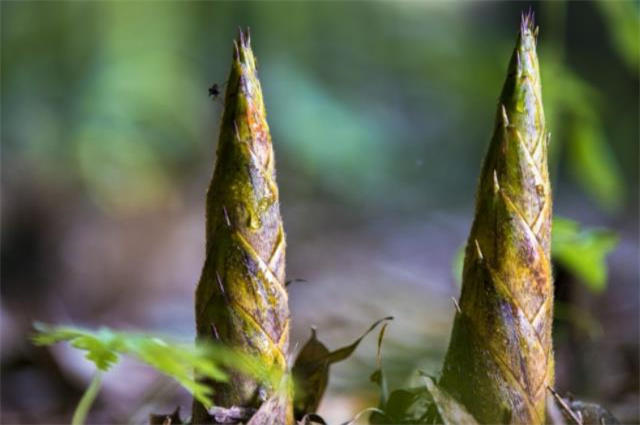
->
[2,1,636,215]
[32,318,393,424]
[567,119,625,212]
[453,215,619,292]
[554,302,604,340]
[32,323,226,407]
[541,55,627,212]
[552,217,619,293]
[596,0,640,72]
[32,323,285,411]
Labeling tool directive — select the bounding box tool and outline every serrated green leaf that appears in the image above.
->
[33,324,123,371]
[552,217,619,292]
[31,324,236,408]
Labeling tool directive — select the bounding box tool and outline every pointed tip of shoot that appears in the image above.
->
[500,12,542,119]
[520,7,535,35]
[515,7,538,60]
[232,27,255,69]
[517,7,538,52]
[237,26,251,49]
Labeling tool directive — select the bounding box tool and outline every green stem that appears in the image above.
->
[72,371,103,425]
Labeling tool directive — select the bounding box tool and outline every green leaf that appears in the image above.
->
[369,387,434,424]
[552,217,619,292]
[32,324,123,371]
[292,317,393,419]
[420,374,479,425]
[32,323,231,407]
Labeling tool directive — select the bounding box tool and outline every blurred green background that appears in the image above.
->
[1,1,638,423]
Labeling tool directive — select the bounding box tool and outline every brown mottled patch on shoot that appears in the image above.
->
[192,28,291,424]
[440,11,554,425]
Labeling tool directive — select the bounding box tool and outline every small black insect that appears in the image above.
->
[208,83,220,99]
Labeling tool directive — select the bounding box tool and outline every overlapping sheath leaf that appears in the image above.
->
[192,29,291,424]
[440,14,554,425]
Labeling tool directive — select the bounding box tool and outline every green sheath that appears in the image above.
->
[440,14,554,425]
[192,29,291,424]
